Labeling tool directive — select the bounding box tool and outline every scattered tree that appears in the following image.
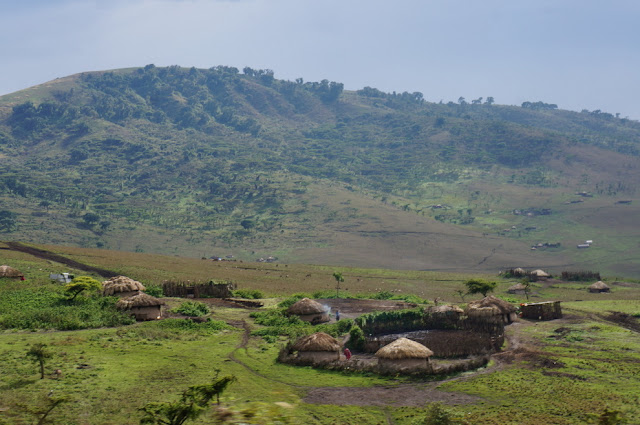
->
[464,278,497,297]
[485,96,495,105]
[0,210,18,232]
[454,289,466,302]
[26,343,53,379]
[332,272,344,298]
[139,371,236,425]
[64,276,102,301]
[82,213,100,226]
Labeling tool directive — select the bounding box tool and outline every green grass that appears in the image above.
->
[0,246,639,424]
[0,284,134,330]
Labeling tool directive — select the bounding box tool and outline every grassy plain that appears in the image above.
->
[1,244,639,424]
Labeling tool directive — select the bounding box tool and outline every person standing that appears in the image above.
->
[343,347,351,360]
[335,310,340,321]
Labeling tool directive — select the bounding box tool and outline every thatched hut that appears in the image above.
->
[291,332,341,364]
[376,338,433,373]
[427,304,464,322]
[466,296,517,324]
[521,301,562,320]
[116,293,163,321]
[507,282,527,295]
[513,267,526,276]
[0,265,23,279]
[531,269,550,280]
[589,281,610,293]
[103,276,146,298]
[287,298,329,324]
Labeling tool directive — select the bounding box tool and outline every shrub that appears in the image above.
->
[415,403,456,425]
[0,286,135,330]
[233,289,264,299]
[172,301,210,317]
[144,284,164,297]
[277,294,310,309]
[347,325,365,351]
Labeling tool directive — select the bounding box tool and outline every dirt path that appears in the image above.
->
[4,242,118,278]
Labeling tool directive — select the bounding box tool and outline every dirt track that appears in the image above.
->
[3,242,118,278]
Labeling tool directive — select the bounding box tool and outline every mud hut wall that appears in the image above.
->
[378,358,430,373]
[130,306,162,321]
[298,312,330,324]
[162,281,234,298]
[296,351,340,364]
[364,330,501,358]
[521,302,562,320]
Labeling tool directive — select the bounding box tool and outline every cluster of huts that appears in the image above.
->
[284,296,520,374]
[102,276,163,320]
[290,332,435,374]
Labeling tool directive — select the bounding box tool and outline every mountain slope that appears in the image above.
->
[1,65,639,275]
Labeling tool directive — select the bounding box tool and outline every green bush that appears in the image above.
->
[171,301,210,317]
[347,325,365,351]
[233,289,264,299]
[0,286,134,330]
[414,403,456,425]
[144,284,164,297]
[250,309,353,341]
[277,294,310,308]
[372,290,394,300]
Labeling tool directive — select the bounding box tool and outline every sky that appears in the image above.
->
[1,0,639,119]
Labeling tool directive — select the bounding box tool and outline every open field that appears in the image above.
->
[1,244,639,424]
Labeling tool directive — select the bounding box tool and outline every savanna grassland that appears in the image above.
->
[1,244,639,424]
[1,65,640,275]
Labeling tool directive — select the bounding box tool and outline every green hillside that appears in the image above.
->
[1,65,639,276]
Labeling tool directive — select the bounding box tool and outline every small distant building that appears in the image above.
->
[589,281,610,293]
[116,293,163,321]
[287,298,329,324]
[507,283,528,295]
[291,332,341,364]
[521,301,562,320]
[531,269,550,280]
[103,276,146,298]
[376,338,433,373]
[50,273,74,283]
[0,265,24,279]
[465,296,517,324]
[577,244,590,249]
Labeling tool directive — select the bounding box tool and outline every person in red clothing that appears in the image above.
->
[343,347,352,360]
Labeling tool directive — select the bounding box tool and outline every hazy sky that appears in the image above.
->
[2,0,639,119]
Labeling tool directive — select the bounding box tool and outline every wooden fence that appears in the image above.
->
[162,280,235,298]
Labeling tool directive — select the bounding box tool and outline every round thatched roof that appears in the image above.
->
[514,267,526,274]
[0,265,23,277]
[508,283,527,292]
[531,269,550,277]
[102,276,146,295]
[116,293,163,309]
[466,295,516,314]
[376,338,433,359]
[589,281,610,291]
[287,298,326,315]
[292,332,340,352]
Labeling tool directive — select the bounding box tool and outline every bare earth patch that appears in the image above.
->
[303,384,481,406]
